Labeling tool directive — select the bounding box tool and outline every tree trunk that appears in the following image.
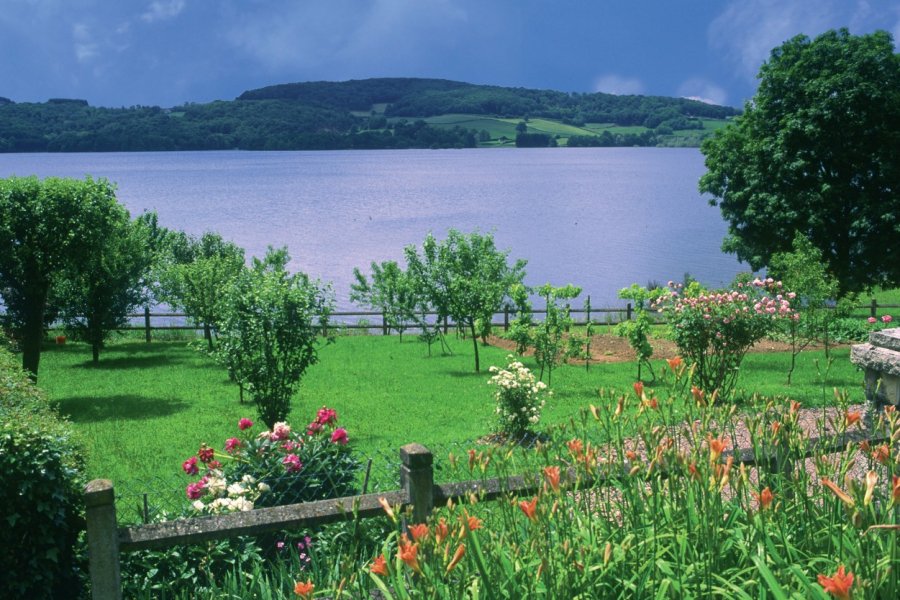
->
[20,287,48,381]
[470,321,480,372]
[204,323,213,351]
[92,343,100,364]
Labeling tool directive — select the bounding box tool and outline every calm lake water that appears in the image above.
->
[0,148,744,310]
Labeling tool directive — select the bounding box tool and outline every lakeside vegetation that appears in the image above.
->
[0,78,738,152]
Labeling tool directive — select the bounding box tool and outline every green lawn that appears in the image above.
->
[38,333,865,492]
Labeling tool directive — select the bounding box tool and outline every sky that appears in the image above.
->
[2,0,898,109]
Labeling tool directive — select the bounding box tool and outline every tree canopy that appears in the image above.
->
[699,29,900,294]
[0,176,126,377]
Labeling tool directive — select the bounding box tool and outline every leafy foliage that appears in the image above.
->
[0,346,86,599]
[55,214,153,363]
[700,29,900,294]
[488,358,549,438]
[405,230,526,372]
[531,284,581,384]
[217,247,334,428]
[616,284,665,382]
[0,175,127,378]
[350,260,420,342]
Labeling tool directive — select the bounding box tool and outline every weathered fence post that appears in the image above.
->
[504,305,509,332]
[871,299,878,318]
[585,295,591,325]
[443,316,449,335]
[400,444,434,525]
[84,479,121,600]
[382,311,388,336]
[626,303,633,321]
[144,306,152,343]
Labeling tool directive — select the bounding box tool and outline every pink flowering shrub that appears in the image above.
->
[181,406,359,511]
[654,278,796,398]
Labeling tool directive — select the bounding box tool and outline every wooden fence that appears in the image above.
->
[108,298,899,342]
[84,428,887,599]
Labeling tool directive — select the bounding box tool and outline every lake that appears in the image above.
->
[0,148,744,310]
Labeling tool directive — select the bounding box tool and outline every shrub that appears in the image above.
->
[181,408,360,511]
[488,357,550,439]
[654,278,796,398]
[0,347,86,599]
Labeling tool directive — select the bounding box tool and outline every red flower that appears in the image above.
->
[330,427,349,445]
[667,356,682,371]
[633,381,644,399]
[370,554,388,576]
[519,496,538,522]
[293,579,314,598]
[398,535,421,573]
[224,437,242,453]
[282,454,303,473]
[182,456,199,475]
[691,386,705,406]
[756,487,774,510]
[446,543,466,573]
[408,523,429,542]
[237,417,253,431]
[543,466,561,492]
[316,407,338,425]
[197,445,215,464]
[844,410,862,428]
[707,435,729,462]
[817,565,854,600]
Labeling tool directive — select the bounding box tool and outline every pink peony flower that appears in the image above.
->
[225,437,242,453]
[182,456,199,476]
[316,407,338,426]
[238,418,254,431]
[198,445,215,464]
[331,427,349,445]
[868,317,878,324]
[207,460,222,469]
[270,422,291,441]
[282,454,303,473]
[883,315,893,323]
[307,421,324,436]
[186,477,208,500]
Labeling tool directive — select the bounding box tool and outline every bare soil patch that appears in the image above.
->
[486,333,845,365]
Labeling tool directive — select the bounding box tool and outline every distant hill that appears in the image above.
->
[0,78,740,152]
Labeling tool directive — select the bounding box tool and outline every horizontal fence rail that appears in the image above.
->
[33,298,900,343]
[85,428,889,599]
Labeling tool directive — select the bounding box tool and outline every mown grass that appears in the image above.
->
[37,331,864,491]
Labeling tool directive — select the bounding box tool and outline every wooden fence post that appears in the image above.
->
[382,311,388,336]
[443,316,449,335]
[626,303,633,321]
[400,444,434,525]
[84,479,122,600]
[504,305,509,332]
[586,295,591,325]
[144,306,152,343]
[871,299,878,318]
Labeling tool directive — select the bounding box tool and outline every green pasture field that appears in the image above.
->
[38,332,864,491]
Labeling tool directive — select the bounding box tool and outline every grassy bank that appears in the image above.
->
[37,333,864,490]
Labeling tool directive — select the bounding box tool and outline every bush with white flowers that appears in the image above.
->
[488,357,550,438]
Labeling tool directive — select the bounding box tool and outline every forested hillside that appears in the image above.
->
[0,78,739,152]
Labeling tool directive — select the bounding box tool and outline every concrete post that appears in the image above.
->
[400,444,434,525]
[85,479,121,600]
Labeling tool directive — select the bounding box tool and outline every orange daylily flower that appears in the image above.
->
[667,356,682,372]
[446,543,466,573]
[687,462,700,481]
[873,444,891,465]
[614,396,624,417]
[789,400,801,415]
[817,565,854,600]
[892,475,900,506]
[370,554,388,576]
[378,497,397,521]
[771,421,782,436]
[398,535,422,573]
[708,434,729,463]
[844,410,862,428]
[408,523,429,542]
[567,438,584,458]
[691,386,705,406]
[633,381,644,399]
[756,486,774,510]
[293,580,314,599]
[625,450,638,461]
[461,512,482,532]
[467,449,477,471]
[519,496,538,522]
[434,517,450,545]
[543,466,561,492]
[821,478,855,507]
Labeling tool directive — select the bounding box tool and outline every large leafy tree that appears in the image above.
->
[350,260,421,342]
[55,215,153,363]
[0,176,126,379]
[700,29,900,294]
[405,230,526,372]
[217,247,333,427]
